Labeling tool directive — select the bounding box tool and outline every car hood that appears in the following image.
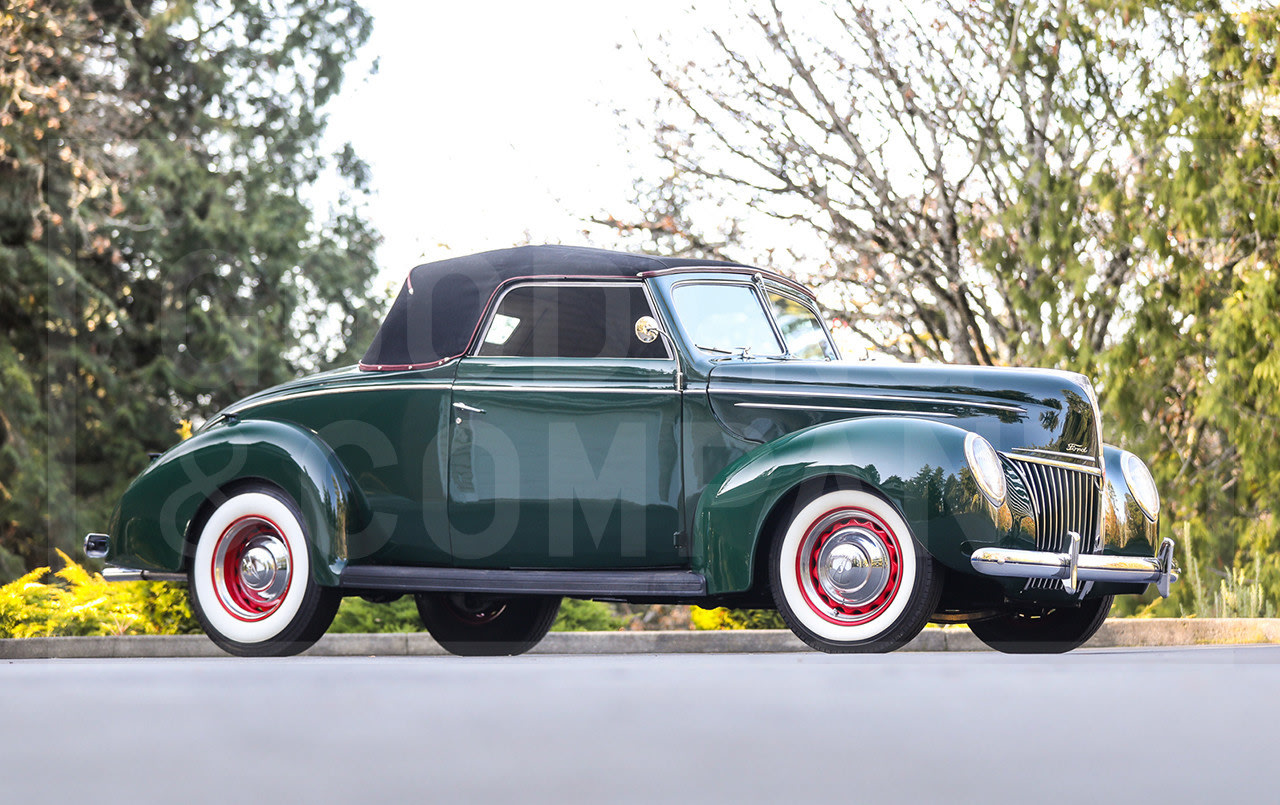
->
[705,360,1101,464]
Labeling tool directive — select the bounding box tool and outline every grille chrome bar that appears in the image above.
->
[1007,457,1102,592]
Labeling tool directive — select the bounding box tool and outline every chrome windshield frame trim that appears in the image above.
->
[639,265,816,298]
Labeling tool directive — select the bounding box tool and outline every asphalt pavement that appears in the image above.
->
[2,646,1275,804]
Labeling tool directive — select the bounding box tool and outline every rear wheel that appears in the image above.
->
[415,593,561,656]
[968,596,1113,654]
[189,484,340,657]
[770,488,942,653]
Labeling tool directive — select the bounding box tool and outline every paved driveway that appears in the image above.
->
[2,646,1273,804]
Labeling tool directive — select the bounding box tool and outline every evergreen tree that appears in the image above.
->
[1,0,381,579]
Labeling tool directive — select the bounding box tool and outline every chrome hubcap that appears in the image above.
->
[237,537,290,601]
[816,527,891,608]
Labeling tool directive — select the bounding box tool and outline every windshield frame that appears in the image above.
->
[668,276,840,361]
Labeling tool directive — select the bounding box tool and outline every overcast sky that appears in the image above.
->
[324,1,703,292]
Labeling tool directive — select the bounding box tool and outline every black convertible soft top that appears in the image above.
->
[360,245,754,370]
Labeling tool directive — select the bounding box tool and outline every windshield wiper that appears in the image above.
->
[694,345,791,361]
[695,344,740,355]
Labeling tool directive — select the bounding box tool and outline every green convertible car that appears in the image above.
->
[86,245,1176,656]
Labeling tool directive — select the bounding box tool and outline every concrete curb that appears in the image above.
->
[2,618,1279,659]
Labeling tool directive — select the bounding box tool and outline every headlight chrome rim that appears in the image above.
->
[964,433,1007,508]
[1122,452,1160,521]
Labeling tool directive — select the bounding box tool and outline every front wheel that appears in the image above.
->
[188,484,340,657]
[770,488,943,653]
[968,596,1113,654]
[415,593,562,656]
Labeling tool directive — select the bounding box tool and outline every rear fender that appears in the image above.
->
[107,418,367,585]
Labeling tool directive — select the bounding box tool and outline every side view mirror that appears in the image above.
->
[634,316,666,344]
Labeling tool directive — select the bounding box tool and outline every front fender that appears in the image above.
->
[106,418,368,586]
[693,416,1012,595]
[1100,444,1160,557]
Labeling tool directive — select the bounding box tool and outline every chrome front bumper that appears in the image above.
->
[970,533,1178,597]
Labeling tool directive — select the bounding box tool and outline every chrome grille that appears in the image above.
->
[1007,457,1102,591]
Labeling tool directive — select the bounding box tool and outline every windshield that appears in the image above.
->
[670,281,838,359]
[767,292,838,360]
[671,283,783,356]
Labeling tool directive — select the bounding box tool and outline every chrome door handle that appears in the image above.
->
[452,402,486,414]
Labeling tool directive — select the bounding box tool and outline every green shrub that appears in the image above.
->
[551,598,632,631]
[329,596,631,633]
[1179,533,1278,619]
[1114,522,1280,618]
[329,596,425,633]
[0,550,198,637]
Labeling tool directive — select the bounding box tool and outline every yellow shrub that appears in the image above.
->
[0,551,197,637]
[690,605,787,630]
[690,606,741,630]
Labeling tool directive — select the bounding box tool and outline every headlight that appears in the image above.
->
[964,433,1006,507]
[1122,452,1160,521]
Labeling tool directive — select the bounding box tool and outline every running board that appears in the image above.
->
[338,566,707,598]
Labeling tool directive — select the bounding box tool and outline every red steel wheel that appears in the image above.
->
[210,515,294,622]
[771,488,942,653]
[189,484,339,657]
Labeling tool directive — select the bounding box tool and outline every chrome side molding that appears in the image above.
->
[970,536,1179,598]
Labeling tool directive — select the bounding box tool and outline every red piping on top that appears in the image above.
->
[357,355,460,372]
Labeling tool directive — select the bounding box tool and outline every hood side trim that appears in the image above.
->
[714,386,1027,415]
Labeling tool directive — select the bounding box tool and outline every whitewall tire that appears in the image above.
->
[770,488,942,653]
[189,484,340,657]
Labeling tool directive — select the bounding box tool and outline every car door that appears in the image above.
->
[447,280,684,569]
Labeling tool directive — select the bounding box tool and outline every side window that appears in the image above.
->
[767,292,838,360]
[477,283,669,359]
